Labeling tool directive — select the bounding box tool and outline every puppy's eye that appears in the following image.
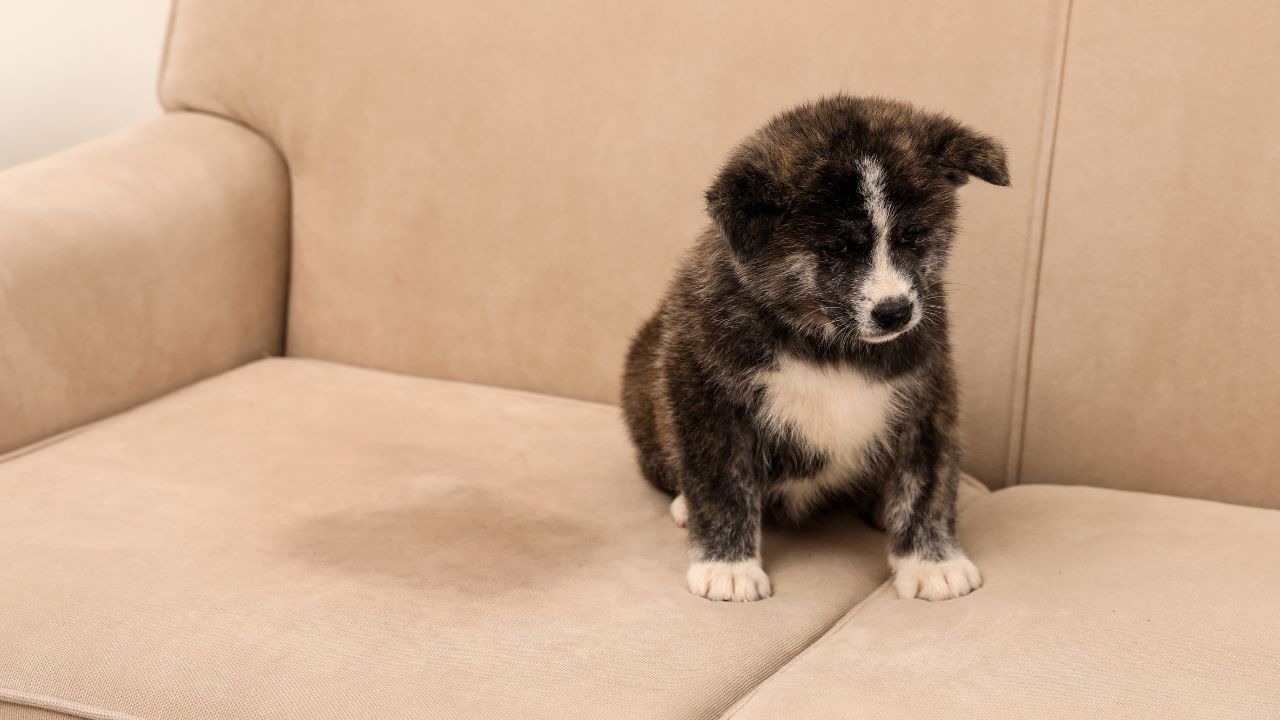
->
[899,226,929,245]
[820,238,849,254]
[830,230,871,254]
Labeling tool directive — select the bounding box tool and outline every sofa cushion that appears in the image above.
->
[0,359,983,719]
[726,485,1280,719]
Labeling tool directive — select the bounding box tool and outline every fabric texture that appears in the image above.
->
[0,693,140,720]
[1020,0,1280,507]
[0,705,95,720]
[0,359,985,720]
[159,0,1069,487]
[1,707,90,720]
[727,485,1280,719]
[0,113,289,455]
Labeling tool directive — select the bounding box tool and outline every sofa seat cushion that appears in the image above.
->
[726,485,1280,720]
[0,359,987,719]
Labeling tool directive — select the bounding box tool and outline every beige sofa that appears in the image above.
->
[2,1,1278,718]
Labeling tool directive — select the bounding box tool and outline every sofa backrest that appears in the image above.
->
[1018,0,1280,508]
[159,0,1066,488]
[158,0,1280,507]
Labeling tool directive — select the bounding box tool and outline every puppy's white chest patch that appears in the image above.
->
[755,354,899,519]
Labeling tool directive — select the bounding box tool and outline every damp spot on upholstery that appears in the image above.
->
[288,488,600,596]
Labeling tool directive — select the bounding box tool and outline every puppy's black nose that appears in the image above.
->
[870,297,914,332]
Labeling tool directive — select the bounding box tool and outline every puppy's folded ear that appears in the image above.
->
[705,151,787,259]
[929,117,1011,187]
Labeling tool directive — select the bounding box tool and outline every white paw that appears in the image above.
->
[687,559,772,602]
[670,494,688,528]
[891,552,982,601]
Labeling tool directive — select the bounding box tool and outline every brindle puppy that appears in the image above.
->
[622,95,1009,602]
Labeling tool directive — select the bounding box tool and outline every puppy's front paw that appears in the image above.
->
[891,553,982,601]
[686,559,772,602]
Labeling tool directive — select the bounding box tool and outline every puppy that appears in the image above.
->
[622,95,1009,602]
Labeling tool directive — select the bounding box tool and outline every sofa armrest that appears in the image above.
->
[0,113,289,454]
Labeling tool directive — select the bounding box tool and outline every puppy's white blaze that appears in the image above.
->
[857,157,893,244]
[857,158,910,301]
[866,237,914,302]
[686,558,772,602]
[891,552,982,602]
[756,354,898,521]
[855,157,919,338]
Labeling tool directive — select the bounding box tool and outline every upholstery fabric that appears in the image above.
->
[1021,0,1280,507]
[0,705,88,720]
[159,0,1070,486]
[0,114,289,455]
[0,695,132,720]
[6,1,1278,717]
[727,485,1280,719]
[0,359,983,720]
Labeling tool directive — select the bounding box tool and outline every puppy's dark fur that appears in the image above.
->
[622,95,1009,602]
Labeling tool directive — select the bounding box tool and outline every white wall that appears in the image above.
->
[0,1,172,169]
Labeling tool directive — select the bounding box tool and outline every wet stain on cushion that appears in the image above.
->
[289,488,599,596]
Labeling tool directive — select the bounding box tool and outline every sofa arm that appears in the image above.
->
[0,113,289,454]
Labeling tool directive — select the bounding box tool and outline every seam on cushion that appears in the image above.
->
[0,701,95,720]
[717,494,995,719]
[0,691,145,720]
[718,580,896,719]
[0,424,96,465]
[1004,0,1075,486]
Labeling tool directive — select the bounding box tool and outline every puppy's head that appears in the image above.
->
[706,95,1010,344]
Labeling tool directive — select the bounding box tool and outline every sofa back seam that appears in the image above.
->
[1004,0,1076,486]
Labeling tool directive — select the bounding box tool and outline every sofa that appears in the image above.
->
[2,1,1277,718]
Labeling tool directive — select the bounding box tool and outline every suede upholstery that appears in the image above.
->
[1,0,1278,718]
[0,359,984,719]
